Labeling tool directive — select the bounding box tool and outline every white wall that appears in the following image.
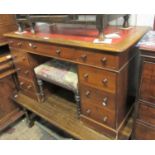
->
[79,14,154,28]
[136,14,154,27]
[110,14,154,28]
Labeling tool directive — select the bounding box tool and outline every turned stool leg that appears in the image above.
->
[75,92,80,118]
[23,108,34,128]
[37,79,45,102]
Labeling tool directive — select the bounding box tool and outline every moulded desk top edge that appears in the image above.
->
[4,26,149,53]
[0,41,8,47]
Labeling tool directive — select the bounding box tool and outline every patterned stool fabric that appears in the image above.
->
[34,59,78,92]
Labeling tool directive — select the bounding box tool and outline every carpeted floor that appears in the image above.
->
[0,118,71,140]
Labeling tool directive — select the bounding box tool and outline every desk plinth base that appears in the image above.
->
[12,92,133,140]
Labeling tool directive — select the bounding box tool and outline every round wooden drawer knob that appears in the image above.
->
[24,70,29,75]
[102,97,108,106]
[102,78,108,85]
[17,68,21,72]
[20,82,24,86]
[17,42,22,47]
[22,57,26,61]
[29,43,37,49]
[101,57,107,64]
[102,116,108,122]
[56,48,61,55]
[86,109,91,114]
[80,54,87,61]
[83,73,89,79]
[85,90,91,97]
[14,94,18,98]
[27,85,32,90]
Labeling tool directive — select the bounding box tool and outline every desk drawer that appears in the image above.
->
[18,76,36,93]
[12,54,33,80]
[9,39,27,49]
[80,84,115,111]
[26,41,119,69]
[9,39,119,69]
[16,66,33,80]
[78,65,116,93]
[76,49,119,69]
[139,61,155,103]
[11,50,30,68]
[81,102,116,128]
[137,102,155,126]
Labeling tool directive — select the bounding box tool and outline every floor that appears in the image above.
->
[0,117,72,140]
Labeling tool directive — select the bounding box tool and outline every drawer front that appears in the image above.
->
[16,65,33,80]
[78,65,116,93]
[76,49,119,69]
[26,42,119,69]
[18,76,36,93]
[80,84,115,111]
[134,121,155,140]
[138,102,155,126]
[11,50,30,68]
[140,61,155,103]
[9,39,119,70]
[9,39,27,49]
[12,54,33,80]
[81,102,116,128]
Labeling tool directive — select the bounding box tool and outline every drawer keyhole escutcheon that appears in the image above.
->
[102,97,108,106]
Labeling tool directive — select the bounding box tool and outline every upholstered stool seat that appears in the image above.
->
[34,59,78,93]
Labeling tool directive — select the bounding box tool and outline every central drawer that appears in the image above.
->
[78,65,116,93]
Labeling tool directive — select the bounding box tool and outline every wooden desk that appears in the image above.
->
[133,31,155,139]
[5,26,148,139]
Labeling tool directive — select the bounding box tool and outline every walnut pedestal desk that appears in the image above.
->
[133,31,155,139]
[4,26,148,139]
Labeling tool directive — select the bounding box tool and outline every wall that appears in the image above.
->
[110,14,154,28]
[78,14,154,28]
